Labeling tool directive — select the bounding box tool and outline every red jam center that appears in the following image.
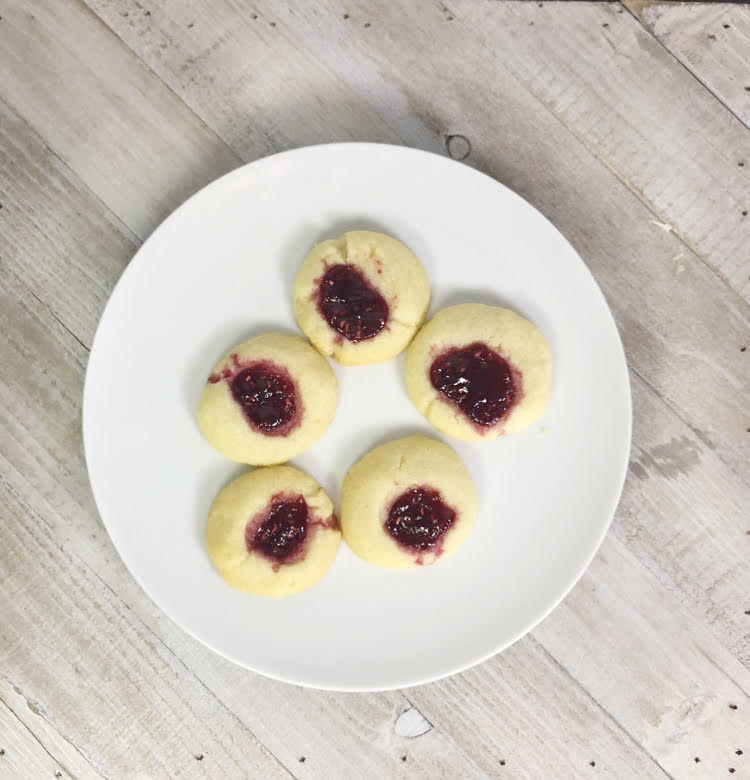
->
[430,342,517,427]
[246,494,308,562]
[229,362,297,435]
[318,264,389,342]
[385,487,456,551]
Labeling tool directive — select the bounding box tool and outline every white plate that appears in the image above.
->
[84,144,630,691]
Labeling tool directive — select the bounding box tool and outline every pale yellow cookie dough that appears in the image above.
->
[197,333,337,465]
[405,304,552,442]
[293,230,430,366]
[206,466,340,597]
[340,435,477,569]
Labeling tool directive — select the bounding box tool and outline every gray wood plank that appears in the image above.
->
[533,534,750,778]
[450,0,750,303]
[0,0,240,239]
[0,695,92,780]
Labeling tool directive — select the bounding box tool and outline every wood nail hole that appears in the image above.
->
[445,134,472,160]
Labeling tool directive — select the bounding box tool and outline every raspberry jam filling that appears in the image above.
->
[246,494,308,562]
[385,487,456,552]
[430,342,517,427]
[318,264,389,342]
[209,355,300,436]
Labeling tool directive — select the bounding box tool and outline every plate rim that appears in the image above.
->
[83,142,632,691]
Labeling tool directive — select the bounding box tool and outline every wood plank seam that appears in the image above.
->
[620,0,750,135]
[0,694,78,779]
[69,0,244,187]
[530,637,672,778]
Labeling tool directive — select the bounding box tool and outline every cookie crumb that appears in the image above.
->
[589,760,596,767]
[694,757,701,763]
[343,13,349,19]
[741,347,747,352]
[195,754,204,761]
[55,773,62,778]
[723,23,730,28]
[730,703,738,710]
[401,755,407,762]
[298,757,306,763]
[729,769,735,774]
[364,22,371,27]
[0,749,4,756]
[736,749,743,755]
[499,759,506,766]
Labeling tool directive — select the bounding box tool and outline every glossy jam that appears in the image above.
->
[229,361,297,435]
[385,487,456,551]
[318,264,389,342]
[430,342,516,427]
[246,494,308,562]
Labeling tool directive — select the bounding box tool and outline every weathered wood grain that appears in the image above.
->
[0,680,107,780]
[0,695,87,780]
[0,0,240,239]
[625,2,750,128]
[534,533,750,779]
[450,0,750,303]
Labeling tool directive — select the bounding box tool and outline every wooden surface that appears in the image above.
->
[1,0,748,777]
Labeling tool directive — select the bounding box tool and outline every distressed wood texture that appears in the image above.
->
[624,1,750,127]
[1,1,749,779]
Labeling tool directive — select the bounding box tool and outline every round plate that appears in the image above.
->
[83,144,630,691]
